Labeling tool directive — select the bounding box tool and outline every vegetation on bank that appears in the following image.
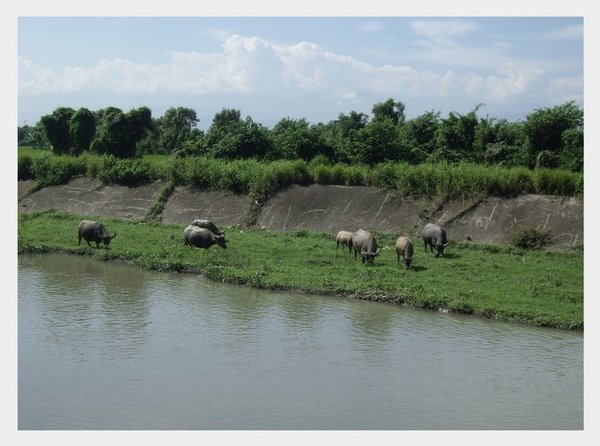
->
[19,100,583,173]
[18,211,584,331]
[18,148,583,201]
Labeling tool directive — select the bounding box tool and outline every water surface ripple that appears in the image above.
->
[18,254,583,430]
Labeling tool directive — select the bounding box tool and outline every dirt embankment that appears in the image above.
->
[18,178,583,250]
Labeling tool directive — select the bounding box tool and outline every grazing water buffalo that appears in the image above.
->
[336,230,354,253]
[78,220,116,248]
[191,219,224,236]
[396,236,414,269]
[183,225,227,250]
[422,223,448,257]
[352,229,380,264]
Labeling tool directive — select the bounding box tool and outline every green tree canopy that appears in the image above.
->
[352,119,400,165]
[40,107,75,154]
[91,106,152,158]
[207,111,271,159]
[371,98,406,125]
[270,117,328,160]
[399,110,440,164]
[69,108,96,155]
[523,101,583,167]
[158,107,199,153]
[432,106,481,162]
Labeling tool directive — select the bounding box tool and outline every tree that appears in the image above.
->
[125,107,153,157]
[372,98,406,125]
[494,119,524,147]
[40,107,75,154]
[352,119,400,165]
[90,106,152,158]
[432,106,481,162]
[158,107,199,153]
[91,107,125,156]
[473,116,497,163]
[205,108,242,149]
[207,111,271,159]
[135,117,161,155]
[69,108,96,155]
[18,123,50,149]
[211,108,242,129]
[559,128,583,172]
[270,118,327,160]
[523,101,583,166]
[398,110,440,164]
[322,111,368,162]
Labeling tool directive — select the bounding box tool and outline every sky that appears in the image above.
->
[17,15,584,130]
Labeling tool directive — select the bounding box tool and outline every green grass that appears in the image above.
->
[18,147,583,198]
[18,210,584,330]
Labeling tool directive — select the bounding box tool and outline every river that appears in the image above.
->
[18,254,583,430]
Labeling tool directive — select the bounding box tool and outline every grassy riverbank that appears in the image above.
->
[18,210,583,330]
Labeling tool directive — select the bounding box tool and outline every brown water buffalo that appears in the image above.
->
[78,220,116,248]
[422,223,448,257]
[352,229,380,264]
[395,236,414,269]
[336,230,354,253]
[183,225,227,250]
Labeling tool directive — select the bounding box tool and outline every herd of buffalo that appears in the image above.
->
[335,223,448,269]
[77,219,449,270]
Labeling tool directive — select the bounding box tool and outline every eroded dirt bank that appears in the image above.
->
[18,178,583,250]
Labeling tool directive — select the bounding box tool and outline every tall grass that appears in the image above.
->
[21,153,88,190]
[18,149,583,198]
[171,157,311,196]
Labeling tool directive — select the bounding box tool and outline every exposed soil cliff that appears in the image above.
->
[18,178,583,250]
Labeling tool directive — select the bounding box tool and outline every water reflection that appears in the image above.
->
[20,254,151,360]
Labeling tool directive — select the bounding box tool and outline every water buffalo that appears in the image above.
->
[396,236,414,269]
[191,219,224,236]
[336,230,354,253]
[78,220,116,248]
[352,229,380,264]
[422,223,448,257]
[183,225,227,250]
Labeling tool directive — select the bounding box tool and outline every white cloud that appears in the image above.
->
[18,34,581,110]
[460,63,547,103]
[546,75,584,104]
[357,21,384,33]
[410,19,478,45]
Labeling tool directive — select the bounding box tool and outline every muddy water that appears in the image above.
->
[18,254,583,430]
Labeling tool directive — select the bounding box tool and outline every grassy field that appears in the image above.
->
[18,210,584,330]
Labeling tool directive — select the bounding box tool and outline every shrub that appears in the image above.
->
[511,228,551,250]
[30,154,87,187]
[95,155,152,186]
[18,154,33,180]
[533,168,578,196]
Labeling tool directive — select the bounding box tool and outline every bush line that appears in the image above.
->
[18,152,583,199]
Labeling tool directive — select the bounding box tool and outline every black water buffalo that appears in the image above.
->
[183,225,227,250]
[396,236,414,269]
[422,223,448,257]
[336,230,354,253]
[78,220,116,248]
[190,219,224,236]
[352,229,380,264]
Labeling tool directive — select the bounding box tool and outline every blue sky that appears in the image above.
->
[17,15,584,130]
